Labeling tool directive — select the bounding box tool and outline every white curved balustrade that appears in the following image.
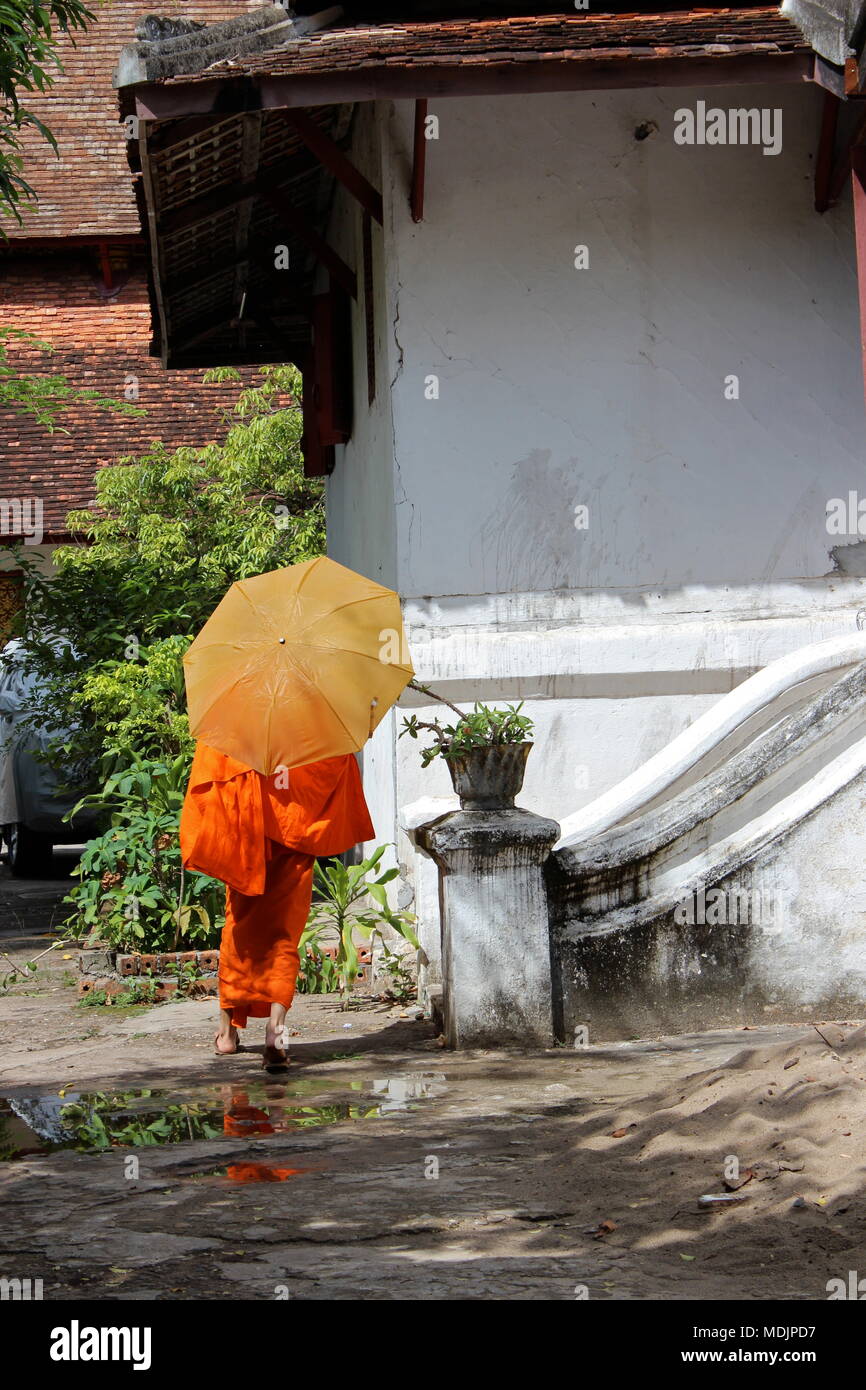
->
[555,630,866,850]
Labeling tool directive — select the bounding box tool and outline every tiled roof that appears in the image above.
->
[7,1,264,240]
[0,256,266,536]
[171,8,809,84]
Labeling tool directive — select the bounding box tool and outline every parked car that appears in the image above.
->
[0,640,99,876]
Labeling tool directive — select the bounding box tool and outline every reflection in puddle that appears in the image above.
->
[0,1072,449,1159]
[371,1075,448,1112]
[191,1161,319,1183]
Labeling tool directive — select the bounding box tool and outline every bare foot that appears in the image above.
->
[214,1027,239,1056]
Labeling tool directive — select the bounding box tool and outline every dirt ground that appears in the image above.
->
[2,860,866,1302]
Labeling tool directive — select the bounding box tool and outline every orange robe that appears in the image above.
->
[180,744,374,1028]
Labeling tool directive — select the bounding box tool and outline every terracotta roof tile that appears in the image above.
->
[7,1,264,240]
[0,256,266,536]
[168,9,807,84]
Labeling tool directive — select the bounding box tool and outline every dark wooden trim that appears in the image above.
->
[811,56,845,98]
[97,241,115,292]
[134,52,815,122]
[301,352,335,478]
[846,55,866,99]
[815,91,840,213]
[362,210,375,405]
[0,234,144,252]
[411,98,428,224]
[824,108,866,210]
[311,289,352,446]
[851,146,866,410]
[286,109,383,224]
[165,347,307,369]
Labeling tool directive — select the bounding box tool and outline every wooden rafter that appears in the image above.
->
[852,148,866,411]
[234,113,264,353]
[147,114,230,154]
[820,108,866,212]
[411,99,428,223]
[814,92,840,213]
[285,109,383,224]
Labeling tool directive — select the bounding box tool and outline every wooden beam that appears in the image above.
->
[845,54,866,99]
[811,55,846,99]
[411,98,427,223]
[234,113,263,354]
[0,233,142,252]
[167,344,308,370]
[301,353,335,478]
[285,109,383,224]
[362,211,375,404]
[98,241,115,293]
[138,120,172,368]
[850,147,866,412]
[160,178,257,236]
[147,114,231,154]
[134,52,815,123]
[824,108,866,210]
[262,186,357,299]
[815,92,840,213]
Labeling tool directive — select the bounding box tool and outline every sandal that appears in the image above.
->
[213,1028,239,1056]
[262,1022,290,1072]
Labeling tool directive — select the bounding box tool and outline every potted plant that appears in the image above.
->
[400,682,535,810]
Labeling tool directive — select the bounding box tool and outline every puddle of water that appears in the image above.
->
[189,1161,322,1184]
[0,1072,448,1159]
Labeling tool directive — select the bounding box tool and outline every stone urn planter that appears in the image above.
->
[446,741,533,810]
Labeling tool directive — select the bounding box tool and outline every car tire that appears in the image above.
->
[4,823,54,878]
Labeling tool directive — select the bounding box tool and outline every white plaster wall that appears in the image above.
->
[326,104,398,591]
[325,84,866,860]
[0,546,54,577]
[384,83,865,597]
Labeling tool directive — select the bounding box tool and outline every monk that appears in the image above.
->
[180,743,374,1069]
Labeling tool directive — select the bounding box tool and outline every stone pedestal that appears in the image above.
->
[399,795,459,1015]
[421,808,560,1048]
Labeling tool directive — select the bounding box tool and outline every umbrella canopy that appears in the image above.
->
[184,557,414,774]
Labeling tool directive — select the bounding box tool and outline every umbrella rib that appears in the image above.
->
[297,640,413,672]
[291,591,402,639]
[313,673,374,752]
[189,647,275,731]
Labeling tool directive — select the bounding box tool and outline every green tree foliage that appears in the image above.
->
[1,327,144,427]
[5,366,324,953]
[11,364,324,777]
[1,0,95,227]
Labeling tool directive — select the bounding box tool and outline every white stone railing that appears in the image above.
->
[555,630,866,850]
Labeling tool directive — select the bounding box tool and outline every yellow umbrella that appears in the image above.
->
[183,556,414,774]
